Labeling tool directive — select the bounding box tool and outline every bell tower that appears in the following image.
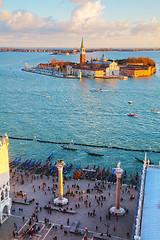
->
[80,38,85,65]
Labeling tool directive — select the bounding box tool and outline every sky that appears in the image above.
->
[0,0,160,48]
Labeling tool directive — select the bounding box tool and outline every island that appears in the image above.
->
[22,40,156,79]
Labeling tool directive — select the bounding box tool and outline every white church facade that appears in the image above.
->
[0,134,11,224]
[66,40,119,78]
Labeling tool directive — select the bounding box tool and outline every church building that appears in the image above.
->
[67,39,119,78]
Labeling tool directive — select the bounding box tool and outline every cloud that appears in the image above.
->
[131,18,160,36]
[0,10,55,33]
[0,1,3,8]
[70,0,93,4]
[0,0,106,34]
[71,0,105,24]
[0,0,160,47]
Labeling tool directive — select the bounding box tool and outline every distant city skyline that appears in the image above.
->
[0,0,160,48]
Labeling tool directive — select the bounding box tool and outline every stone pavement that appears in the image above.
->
[0,171,138,239]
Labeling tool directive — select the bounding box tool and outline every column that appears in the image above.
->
[109,163,126,216]
[58,164,64,201]
[54,159,68,206]
[115,172,122,210]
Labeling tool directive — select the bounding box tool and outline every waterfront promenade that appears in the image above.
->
[21,68,122,80]
[0,170,138,239]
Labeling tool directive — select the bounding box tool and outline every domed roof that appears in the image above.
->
[100,54,107,62]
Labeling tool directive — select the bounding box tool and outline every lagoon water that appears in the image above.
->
[0,50,160,176]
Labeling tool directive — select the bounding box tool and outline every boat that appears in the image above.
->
[135,157,154,165]
[10,158,21,168]
[64,163,73,174]
[127,113,138,117]
[86,151,104,157]
[119,76,128,80]
[62,145,77,151]
[44,95,50,98]
[46,152,54,161]
[9,158,17,167]
[90,88,108,92]
[150,110,160,113]
[128,101,133,104]
[17,159,29,169]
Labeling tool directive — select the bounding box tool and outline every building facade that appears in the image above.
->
[66,40,119,78]
[120,65,156,78]
[0,134,11,224]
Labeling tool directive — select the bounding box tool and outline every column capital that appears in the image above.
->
[115,167,123,179]
[56,159,65,169]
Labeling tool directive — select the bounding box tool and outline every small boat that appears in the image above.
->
[62,145,77,151]
[64,163,73,174]
[9,157,17,167]
[86,151,104,157]
[10,158,21,168]
[135,157,154,165]
[46,152,54,161]
[44,95,50,98]
[128,101,133,104]
[150,110,160,113]
[127,113,138,117]
[90,88,108,92]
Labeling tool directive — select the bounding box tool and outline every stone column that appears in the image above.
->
[54,160,68,206]
[57,163,64,201]
[110,163,126,216]
[115,172,122,210]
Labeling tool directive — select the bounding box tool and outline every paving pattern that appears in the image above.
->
[0,171,138,239]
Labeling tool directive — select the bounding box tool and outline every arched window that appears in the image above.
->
[5,188,8,198]
[1,190,4,201]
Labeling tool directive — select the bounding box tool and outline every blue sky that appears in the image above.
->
[0,0,160,48]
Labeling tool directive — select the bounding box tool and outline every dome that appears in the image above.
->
[100,54,107,62]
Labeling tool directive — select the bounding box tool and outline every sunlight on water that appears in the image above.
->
[0,51,160,175]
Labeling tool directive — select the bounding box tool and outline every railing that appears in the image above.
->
[132,162,147,239]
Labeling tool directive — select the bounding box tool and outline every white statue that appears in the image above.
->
[117,162,121,169]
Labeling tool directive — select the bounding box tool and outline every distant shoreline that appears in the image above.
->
[1,47,160,53]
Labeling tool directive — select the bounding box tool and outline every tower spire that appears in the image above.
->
[81,38,84,47]
[80,38,85,65]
